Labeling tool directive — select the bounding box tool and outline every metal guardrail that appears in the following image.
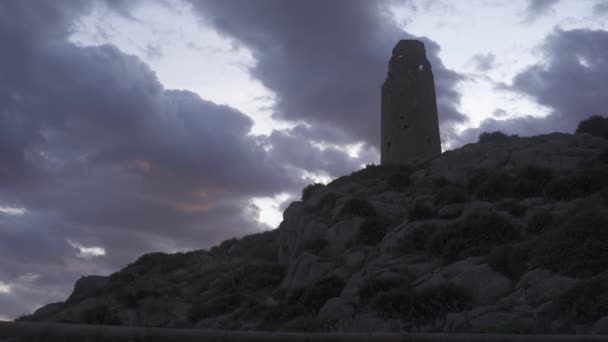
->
[1,321,608,342]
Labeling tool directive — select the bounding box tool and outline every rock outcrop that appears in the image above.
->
[19,132,608,334]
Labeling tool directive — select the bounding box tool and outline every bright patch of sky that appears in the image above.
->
[393,0,601,128]
[67,239,106,259]
[0,206,26,216]
[70,0,282,135]
[251,193,292,229]
[0,281,11,294]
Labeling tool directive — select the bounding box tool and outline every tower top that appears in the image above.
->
[391,40,427,61]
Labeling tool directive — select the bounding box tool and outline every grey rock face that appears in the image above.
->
[381,40,441,165]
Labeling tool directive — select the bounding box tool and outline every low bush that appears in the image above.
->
[544,167,608,201]
[359,276,403,304]
[339,198,377,218]
[497,200,526,218]
[279,316,335,332]
[426,210,521,262]
[531,204,608,277]
[550,272,608,326]
[298,275,346,313]
[82,304,122,325]
[575,115,608,139]
[301,238,328,253]
[408,200,436,221]
[474,170,516,201]
[217,263,286,292]
[302,183,324,201]
[485,243,532,281]
[476,322,534,334]
[432,178,468,205]
[356,217,389,246]
[478,131,518,143]
[526,208,554,235]
[314,192,340,215]
[512,165,554,198]
[370,283,472,324]
[397,223,440,255]
[189,293,243,321]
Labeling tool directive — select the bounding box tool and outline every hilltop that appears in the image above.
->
[17,129,608,334]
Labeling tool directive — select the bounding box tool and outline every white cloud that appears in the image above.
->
[67,239,106,259]
[0,281,12,294]
[0,206,27,216]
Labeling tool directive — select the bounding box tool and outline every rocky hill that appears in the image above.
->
[17,131,608,334]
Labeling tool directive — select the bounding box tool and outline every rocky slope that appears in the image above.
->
[18,132,608,334]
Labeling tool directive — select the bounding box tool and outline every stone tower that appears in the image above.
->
[381,40,441,165]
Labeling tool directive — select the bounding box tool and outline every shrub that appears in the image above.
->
[189,293,243,321]
[497,200,526,218]
[513,165,554,198]
[408,200,436,221]
[217,263,285,291]
[301,238,328,253]
[531,204,608,277]
[485,243,531,280]
[302,183,324,201]
[426,210,521,262]
[370,283,472,324]
[550,272,608,326]
[82,304,122,325]
[474,170,516,201]
[576,115,608,139]
[478,131,518,143]
[476,322,534,334]
[339,198,377,218]
[357,217,389,246]
[526,208,554,235]
[314,192,340,215]
[299,275,346,313]
[359,276,403,304]
[398,223,440,255]
[544,167,608,201]
[433,179,468,205]
[387,172,411,190]
[228,230,280,262]
[279,316,335,332]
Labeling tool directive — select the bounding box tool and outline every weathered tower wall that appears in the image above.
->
[381,40,442,165]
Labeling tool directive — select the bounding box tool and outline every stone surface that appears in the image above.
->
[381,40,441,165]
[591,316,608,334]
[438,203,466,219]
[515,268,579,306]
[318,297,355,321]
[279,252,332,290]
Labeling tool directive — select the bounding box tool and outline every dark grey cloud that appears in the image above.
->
[189,0,466,148]
[523,0,560,22]
[0,0,389,319]
[0,0,293,319]
[593,1,608,15]
[470,52,497,72]
[454,28,608,146]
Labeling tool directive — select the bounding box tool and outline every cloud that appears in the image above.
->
[593,1,608,15]
[523,0,560,22]
[0,0,299,319]
[470,52,497,72]
[189,0,466,148]
[453,28,608,146]
[0,0,400,319]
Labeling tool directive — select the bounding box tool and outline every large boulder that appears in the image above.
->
[278,202,329,265]
[514,268,579,306]
[279,253,333,290]
[66,275,109,305]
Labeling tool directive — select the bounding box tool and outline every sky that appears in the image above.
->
[1,0,608,320]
